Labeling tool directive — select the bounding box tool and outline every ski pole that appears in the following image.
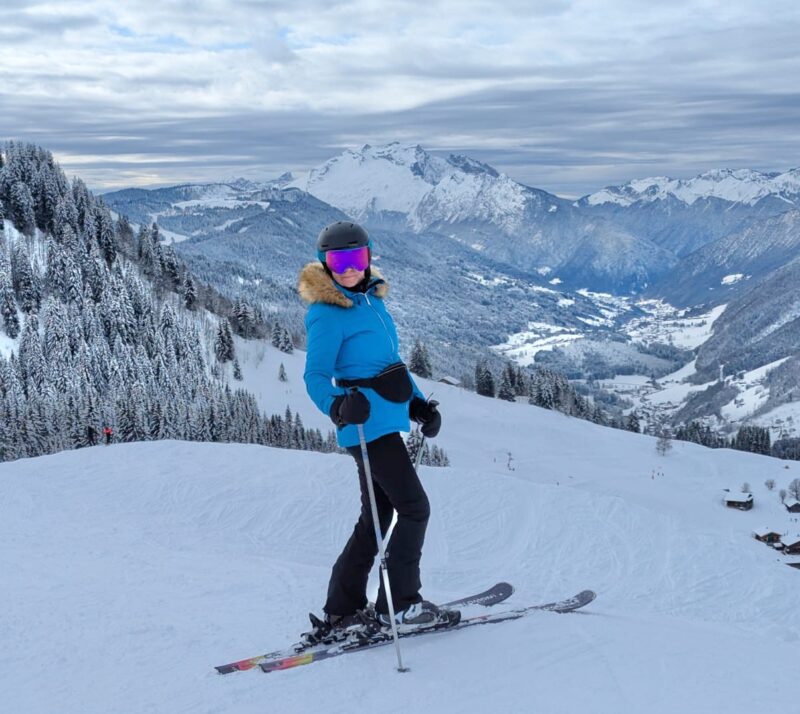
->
[356,417,409,673]
[413,396,438,471]
[414,433,426,471]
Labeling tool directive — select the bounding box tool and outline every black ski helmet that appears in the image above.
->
[316,221,371,260]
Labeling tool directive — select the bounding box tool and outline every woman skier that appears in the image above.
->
[298,220,459,645]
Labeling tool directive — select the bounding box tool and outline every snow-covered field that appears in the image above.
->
[2,355,800,714]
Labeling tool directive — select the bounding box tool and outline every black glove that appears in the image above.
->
[409,397,441,438]
[330,390,371,427]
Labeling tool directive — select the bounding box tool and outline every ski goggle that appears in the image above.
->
[324,246,370,274]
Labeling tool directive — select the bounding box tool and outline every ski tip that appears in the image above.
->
[499,581,515,596]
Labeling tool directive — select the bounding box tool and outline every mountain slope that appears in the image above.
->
[102,176,642,381]
[2,368,799,714]
[694,256,800,380]
[650,209,800,306]
[290,142,674,292]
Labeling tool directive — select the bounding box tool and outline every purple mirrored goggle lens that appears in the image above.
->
[325,246,370,273]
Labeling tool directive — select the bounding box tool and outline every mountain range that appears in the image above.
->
[101,143,800,435]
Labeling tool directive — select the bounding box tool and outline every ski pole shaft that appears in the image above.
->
[414,434,426,471]
[357,419,409,673]
[413,394,436,471]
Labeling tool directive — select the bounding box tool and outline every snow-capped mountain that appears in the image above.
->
[103,176,638,383]
[100,144,800,435]
[290,142,671,292]
[584,168,800,208]
[290,142,554,236]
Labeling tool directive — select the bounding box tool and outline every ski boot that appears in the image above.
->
[377,600,461,633]
[295,609,380,652]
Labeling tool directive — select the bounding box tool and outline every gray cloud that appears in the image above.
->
[0,0,798,197]
[0,8,99,36]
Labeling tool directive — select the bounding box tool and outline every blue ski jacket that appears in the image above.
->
[299,262,426,448]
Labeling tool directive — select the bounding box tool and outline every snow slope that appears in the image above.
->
[2,368,800,714]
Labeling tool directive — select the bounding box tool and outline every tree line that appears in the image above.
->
[672,420,800,461]
[0,141,332,463]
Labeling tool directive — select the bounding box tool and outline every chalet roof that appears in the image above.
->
[724,492,753,503]
[784,498,800,509]
[438,375,461,386]
[782,535,800,548]
[753,527,781,538]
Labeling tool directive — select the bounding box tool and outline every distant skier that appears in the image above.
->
[87,424,98,447]
[298,221,457,645]
[103,426,113,445]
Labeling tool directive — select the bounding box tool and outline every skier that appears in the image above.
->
[298,221,458,646]
[103,426,113,445]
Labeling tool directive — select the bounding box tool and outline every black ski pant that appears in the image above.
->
[324,432,430,616]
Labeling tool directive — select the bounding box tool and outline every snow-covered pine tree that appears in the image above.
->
[530,369,555,409]
[732,425,771,455]
[114,214,135,257]
[183,275,197,311]
[94,200,117,267]
[137,224,159,279]
[232,298,257,337]
[408,339,432,378]
[10,241,41,312]
[0,256,19,339]
[9,182,36,236]
[590,402,607,425]
[405,428,423,464]
[53,194,79,244]
[498,367,515,402]
[159,244,181,290]
[281,327,294,354]
[625,411,641,433]
[513,365,529,397]
[214,319,235,363]
[475,360,495,397]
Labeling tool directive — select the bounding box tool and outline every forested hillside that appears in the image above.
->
[0,142,336,462]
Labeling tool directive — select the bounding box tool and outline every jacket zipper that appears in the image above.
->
[364,293,396,353]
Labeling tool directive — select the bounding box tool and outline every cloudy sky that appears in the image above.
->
[2,0,799,197]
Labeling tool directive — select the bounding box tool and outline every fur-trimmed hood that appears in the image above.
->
[298,262,388,307]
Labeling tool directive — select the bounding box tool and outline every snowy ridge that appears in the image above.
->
[586,168,800,206]
[289,142,553,234]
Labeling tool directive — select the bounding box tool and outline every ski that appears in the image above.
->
[259,589,596,674]
[214,581,513,674]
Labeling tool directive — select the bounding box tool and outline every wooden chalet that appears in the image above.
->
[784,498,800,514]
[782,535,800,555]
[438,375,461,387]
[723,491,753,511]
[753,528,782,545]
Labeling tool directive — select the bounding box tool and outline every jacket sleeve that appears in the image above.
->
[304,305,345,417]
